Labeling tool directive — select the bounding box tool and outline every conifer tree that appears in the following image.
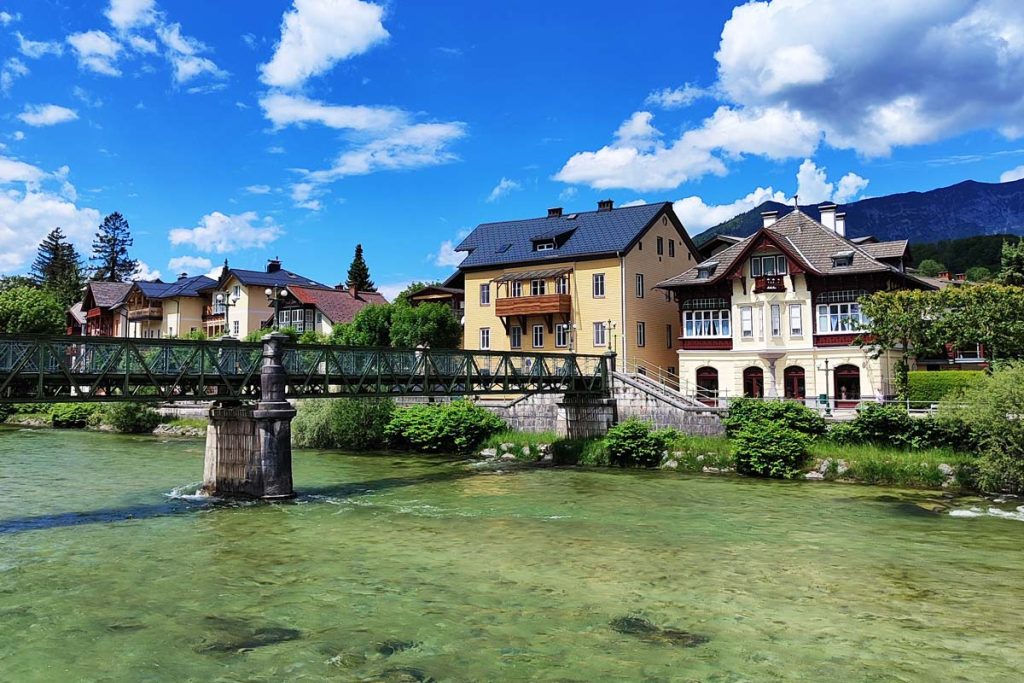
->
[345,243,376,292]
[90,212,138,282]
[32,227,83,308]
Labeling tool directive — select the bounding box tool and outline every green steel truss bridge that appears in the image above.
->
[0,334,611,404]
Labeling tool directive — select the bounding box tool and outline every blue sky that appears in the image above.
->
[3,0,1024,299]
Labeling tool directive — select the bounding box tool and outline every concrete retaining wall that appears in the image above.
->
[610,381,725,435]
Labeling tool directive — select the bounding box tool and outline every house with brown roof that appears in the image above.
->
[657,204,937,408]
[264,284,388,334]
[80,281,132,336]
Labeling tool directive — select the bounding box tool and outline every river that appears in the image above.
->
[0,427,1021,682]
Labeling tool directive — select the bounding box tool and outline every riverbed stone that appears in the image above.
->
[805,471,826,481]
[500,443,513,452]
[480,448,497,458]
[500,453,517,461]
[661,459,679,470]
[521,446,531,457]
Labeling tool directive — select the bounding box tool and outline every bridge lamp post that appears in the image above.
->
[265,287,288,330]
[216,292,240,339]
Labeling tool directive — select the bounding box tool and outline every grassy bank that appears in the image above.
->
[1,403,207,436]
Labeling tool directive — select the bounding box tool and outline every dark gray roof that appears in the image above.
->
[86,281,132,308]
[211,268,330,290]
[135,275,216,299]
[456,202,676,270]
[493,267,573,282]
[658,210,932,289]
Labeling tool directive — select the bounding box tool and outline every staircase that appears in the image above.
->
[612,365,707,410]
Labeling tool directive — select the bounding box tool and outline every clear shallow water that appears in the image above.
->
[1,428,1022,682]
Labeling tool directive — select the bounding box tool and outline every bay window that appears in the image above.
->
[816,302,867,332]
[683,310,730,338]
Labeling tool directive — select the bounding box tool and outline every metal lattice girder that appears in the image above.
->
[0,334,611,403]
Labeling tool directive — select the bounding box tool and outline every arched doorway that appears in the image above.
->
[834,364,861,408]
[743,367,764,398]
[696,366,719,405]
[783,366,806,400]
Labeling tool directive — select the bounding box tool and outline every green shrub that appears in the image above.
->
[102,402,162,433]
[722,398,826,438]
[733,420,810,479]
[292,398,395,451]
[49,403,98,428]
[385,400,506,454]
[907,370,984,405]
[940,363,1024,492]
[552,438,609,466]
[604,417,673,468]
[829,403,968,451]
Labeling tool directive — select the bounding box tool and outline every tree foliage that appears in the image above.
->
[857,289,944,398]
[916,258,946,277]
[392,280,441,306]
[32,227,83,308]
[390,302,462,349]
[965,266,992,282]
[331,304,392,346]
[0,286,65,334]
[998,239,1024,285]
[91,212,138,282]
[345,243,376,292]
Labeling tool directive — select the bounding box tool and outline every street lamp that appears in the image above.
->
[265,287,288,330]
[216,291,240,338]
[817,357,833,416]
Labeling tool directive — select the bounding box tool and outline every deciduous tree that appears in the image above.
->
[390,302,462,349]
[998,239,1024,285]
[857,289,944,399]
[916,259,945,277]
[0,286,64,334]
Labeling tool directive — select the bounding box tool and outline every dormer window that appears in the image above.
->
[831,251,854,268]
[535,241,555,251]
[696,262,718,280]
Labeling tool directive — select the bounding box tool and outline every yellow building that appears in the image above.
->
[123,274,216,338]
[456,200,699,378]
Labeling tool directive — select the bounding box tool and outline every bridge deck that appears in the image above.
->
[0,335,610,403]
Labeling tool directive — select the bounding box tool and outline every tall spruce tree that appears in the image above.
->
[32,227,84,308]
[90,212,138,282]
[345,243,376,292]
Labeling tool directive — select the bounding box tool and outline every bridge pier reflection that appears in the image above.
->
[202,333,296,499]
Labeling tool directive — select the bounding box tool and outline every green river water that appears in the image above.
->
[1,427,1022,682]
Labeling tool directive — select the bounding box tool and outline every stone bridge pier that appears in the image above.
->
[201,333,296,499]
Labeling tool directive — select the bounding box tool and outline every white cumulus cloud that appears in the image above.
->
[433,240,465,268]
[486,177,521,203]
[644,83,707,109]
[16,33,64,59]
[674,187,789,234]
[1,58,29,94]
[1000,165,1024,183]
[0,11,20,26]
[132,261,162,281]
[106,0,158,31]
[67,30,122,76]
[244,184,272,195]
[259,92,408,131]
[17,104,79,127]
[795,158,869,204]
[260,0,389,89]
[156,22,228,84]
[167,255,213,275]
[169,211,283,253]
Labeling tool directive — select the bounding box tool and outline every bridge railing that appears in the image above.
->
[0,334,610,402]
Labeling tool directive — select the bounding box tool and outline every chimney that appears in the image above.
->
[349,284,358,298]
[819,203,837,232]
[178,272,188,281]
[548,207,563,218]
[597,199,614,212]
[761,210,778,228]
[955,272,966,282]
[266,257,282,273]
[938,271,951,281]
[835,212,846,237]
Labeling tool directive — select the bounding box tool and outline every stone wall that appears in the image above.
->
[610,381,725,435]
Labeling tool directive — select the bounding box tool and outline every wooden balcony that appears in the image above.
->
[494,294,572,318]
[86,307,102,320]
[127,304,163,321]
[202,305,226,325]
[814,332,874,347]
[754,275,785,293]
[680,338,733,351]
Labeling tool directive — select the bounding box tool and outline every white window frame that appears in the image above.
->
[278,310,288,328]
[232,284,241,299]
[789,304,803,336]
[536,241,555,251]
[532,325,544,348]
[510,326,522,349]
[555,276,569,295]
[480,283,490,305]
[770,304,782,337]
[593,321,607,347]
[305,309,314,330]
[750,255,788,277]
[511,281,522,297]
[592,273,605,298]
[816,302,867,333]
[292,308,304,333]
[555,323,569,348]
[479,327,490,350]
[683,310,731,338]
[635,273,645,298]
[636,321,646,348]
[232,320,240,336]
[740,306,753,338]
[531,279,546,296]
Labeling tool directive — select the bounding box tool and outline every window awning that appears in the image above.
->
[492,267,573,283]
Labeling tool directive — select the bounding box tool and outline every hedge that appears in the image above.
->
[907,370,985,404]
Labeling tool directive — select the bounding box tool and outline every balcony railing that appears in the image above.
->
[127,305,163,321]
[754,275,785,292]
[494,293,572,317]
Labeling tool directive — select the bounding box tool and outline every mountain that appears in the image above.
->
[696,178,1024,245]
